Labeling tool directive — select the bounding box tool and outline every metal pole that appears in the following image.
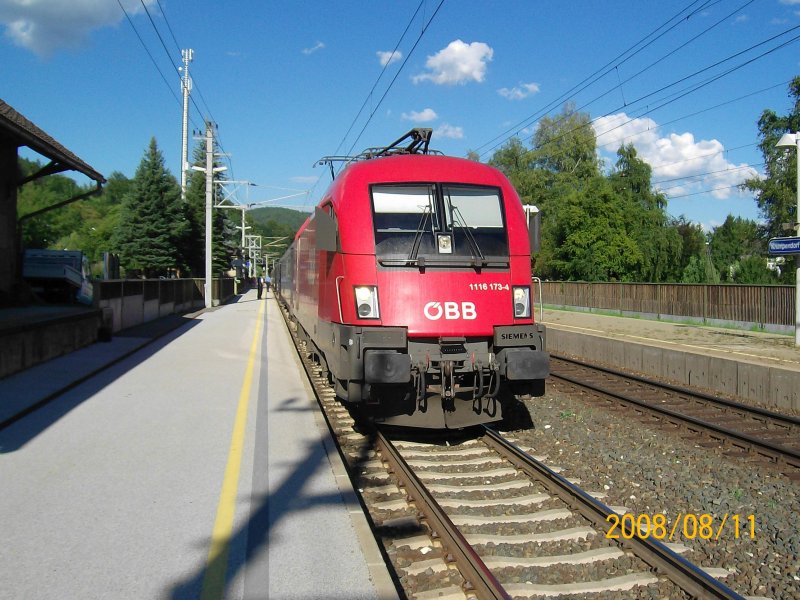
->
[241,208,246,252]
[795,134,800,346]
[180,49,193,201]
[205,121,213,308]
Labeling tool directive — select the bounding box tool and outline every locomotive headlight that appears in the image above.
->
[513,286,531,318]
[354,285,380,319]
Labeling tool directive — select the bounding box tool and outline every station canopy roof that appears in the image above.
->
[0,98,105,185]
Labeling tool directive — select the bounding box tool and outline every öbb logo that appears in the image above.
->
[423,301,477,320]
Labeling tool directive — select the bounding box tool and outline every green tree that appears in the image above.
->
[671,216,707,280]
[17,158,81,248]
[609,144,681,282]
[531,102,601,180]
[491,105,606,279]
[742,76,800,283]
[114,138,188,277]
[543,176,642,281]
[52,172,129,268]
[17,159,129,275]
[708,215,765,282]
[681,253,720,284]
[734,256,780,284]
[89,171,129,260]
[489,137,554,211]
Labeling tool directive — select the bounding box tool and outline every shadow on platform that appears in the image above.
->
[0,317,200,453]
[165,433,385,600]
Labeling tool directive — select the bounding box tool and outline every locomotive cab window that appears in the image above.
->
[371,183,508,264]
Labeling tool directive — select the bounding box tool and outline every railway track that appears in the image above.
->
[324,399,747,599]
[549,354,800,478]
[280,303,751,599]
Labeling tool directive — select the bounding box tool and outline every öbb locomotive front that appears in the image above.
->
[275,130,549,428]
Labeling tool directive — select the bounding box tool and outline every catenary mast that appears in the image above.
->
[180,48,194,200]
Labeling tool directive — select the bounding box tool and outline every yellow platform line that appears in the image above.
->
[201,299,265,600]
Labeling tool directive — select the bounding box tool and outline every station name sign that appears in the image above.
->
[768,236,800,255]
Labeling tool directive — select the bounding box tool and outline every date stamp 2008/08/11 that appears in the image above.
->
[606,513,756,541]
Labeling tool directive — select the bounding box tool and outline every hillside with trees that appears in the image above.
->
[247,206,308,259]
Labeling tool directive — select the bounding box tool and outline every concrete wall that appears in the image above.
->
[94,278,235,333]
[548,328,800,412]
[0,278,237,379]
[0,309,101,379]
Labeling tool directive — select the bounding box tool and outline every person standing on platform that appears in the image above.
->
[257,275,264,299]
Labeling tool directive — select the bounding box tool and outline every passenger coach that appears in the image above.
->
[275,129,549,428]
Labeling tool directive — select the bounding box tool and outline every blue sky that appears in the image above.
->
[2,0,799,231]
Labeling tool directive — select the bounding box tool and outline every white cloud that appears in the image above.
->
[435,123,464,139]
[302,41,325,55]
[498,82,540,100]
[0,0,155,57]
[412,40,493,85]
[401,108,438,123]
[377,49,402,67]
[593,112,758,200]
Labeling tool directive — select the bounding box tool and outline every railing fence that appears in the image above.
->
[540,281,794,330]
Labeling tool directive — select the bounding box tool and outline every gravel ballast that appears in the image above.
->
[507,384,800,599]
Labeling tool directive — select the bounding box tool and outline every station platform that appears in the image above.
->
[0,291,397,599]
[542,307,800,414]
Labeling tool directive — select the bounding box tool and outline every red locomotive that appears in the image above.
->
[275,129,549,428]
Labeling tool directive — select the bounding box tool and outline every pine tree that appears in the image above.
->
[114,138,189,277]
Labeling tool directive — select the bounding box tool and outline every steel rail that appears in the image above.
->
[481,427,747,600]
[374,432,511,600]
[279,295,508,599]
[552,353,800,428]
[550,357,800,471]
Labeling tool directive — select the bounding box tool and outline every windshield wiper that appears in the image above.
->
[408,204,432,262]
[450,204,485,264]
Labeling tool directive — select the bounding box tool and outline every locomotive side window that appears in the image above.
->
[371,183,508,263]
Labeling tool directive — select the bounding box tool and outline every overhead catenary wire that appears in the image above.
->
[494,27,800,179]
[589,24,800,138]
[126,0,239,185]
[582,0,758,131]
[477,1,786,165]
[116,0,182,107]
[465,6,796,215]
[594,80,791,153]
[137,0,219,135]
[154,0,182,54]
[331,0,426,158]
[666,182,752,199]
[654,163,764,191]
[344,0,447,159]
[474,0,725,157]
[138,0,180,72]
[302,0,446,209]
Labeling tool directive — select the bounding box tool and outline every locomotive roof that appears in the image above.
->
[300,153,530,257]
[324,154,514,211]
[294,153,518,243]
